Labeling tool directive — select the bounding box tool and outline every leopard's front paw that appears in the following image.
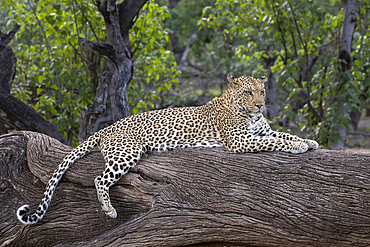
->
[303,139,319,150]
[289,141,309,154]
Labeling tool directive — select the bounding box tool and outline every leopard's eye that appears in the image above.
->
[261,90,265,95]
[246,91,253,96]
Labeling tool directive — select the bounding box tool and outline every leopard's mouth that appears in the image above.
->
[239,104,264,117]
[245,107,264,115]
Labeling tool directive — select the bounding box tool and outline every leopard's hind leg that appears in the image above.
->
[95,138,145,218]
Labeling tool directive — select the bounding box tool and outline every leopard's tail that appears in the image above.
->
[17,132,101,225]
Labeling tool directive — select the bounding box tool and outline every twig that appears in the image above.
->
[179,29,199,71]
[272,4,288,65]
[75,0,100,42]
[0,23,20,45]
[131,1,150,57]
[288,2,309,68]
[27,0,52,58]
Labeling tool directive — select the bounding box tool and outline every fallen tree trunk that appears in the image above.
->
[1,131,370,246]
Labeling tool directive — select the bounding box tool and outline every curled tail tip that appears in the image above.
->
[17,204,30,224]
[17,204,40,225]
[17,204,30,217]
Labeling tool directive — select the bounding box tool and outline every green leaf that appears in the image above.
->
[37,88,43,95]
[330,123,339,131]
[53,4,61,11]
[50,85,59,91]
[38,75,45,83]
[337,93,346,103]
[329,133,343,144]
[347,124,354,133]
[288,111,295,121]
[45,15,55,25]
[363,78,370,87]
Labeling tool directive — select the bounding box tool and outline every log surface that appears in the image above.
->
[1,131,370,247]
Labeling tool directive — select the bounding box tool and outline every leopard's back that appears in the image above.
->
[100,106,224,154]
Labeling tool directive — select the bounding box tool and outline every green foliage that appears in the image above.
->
[129,1,180,114]
[197,0,269,78]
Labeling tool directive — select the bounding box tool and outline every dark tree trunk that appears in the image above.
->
[0,24,68,145]
[263,55,278,121]
[78,71,108,143]
[1,131,370,246]
[0,23,18,94]
[97,0,147,122]
[79,0,147,142]
[96,0,132,122]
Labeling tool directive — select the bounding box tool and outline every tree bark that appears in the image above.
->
[78,71,108,143]
[1,131,370,246]
[0,24,68,145]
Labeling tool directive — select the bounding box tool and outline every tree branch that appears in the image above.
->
[81,38,127,67]
[289,2,309,67]
[179,29,199,71]
[272,4,288,65]
[290,31,298,57]
[117,0,148,47]
[74,0,100,41]
[0,23,20,45]
[90,0,145,122]
[79,71,108,143]
[27,0,52,58]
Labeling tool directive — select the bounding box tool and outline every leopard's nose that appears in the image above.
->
[255,104,263,109]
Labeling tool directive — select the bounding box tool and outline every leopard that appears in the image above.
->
[17,74,318,225]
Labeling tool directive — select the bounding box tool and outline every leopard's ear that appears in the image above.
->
[259,75,267,84]
[227,74,240,88]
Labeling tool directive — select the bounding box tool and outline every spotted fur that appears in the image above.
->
[17,74,318,224]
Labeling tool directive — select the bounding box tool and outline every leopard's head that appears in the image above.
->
[227,74,266,115]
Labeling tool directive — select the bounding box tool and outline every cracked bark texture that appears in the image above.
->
[1,131,370,246]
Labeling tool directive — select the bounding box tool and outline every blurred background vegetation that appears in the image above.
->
[0,0,369,148]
